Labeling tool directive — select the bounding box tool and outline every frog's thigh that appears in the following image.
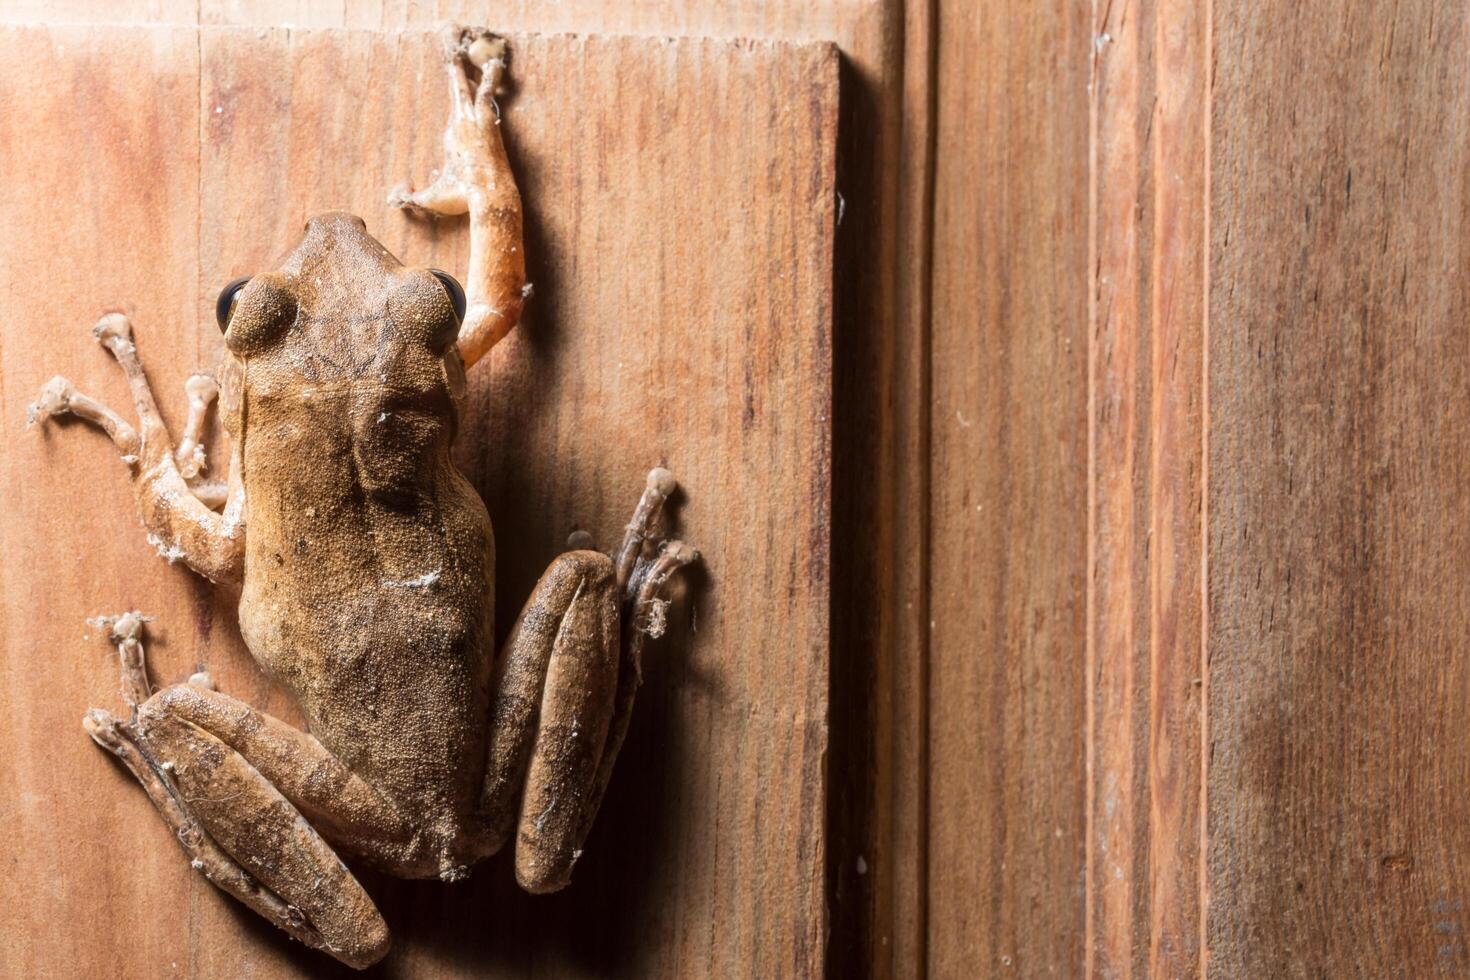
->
[139,685,417,864]
[481,550,620,894]
[90,702,390,969]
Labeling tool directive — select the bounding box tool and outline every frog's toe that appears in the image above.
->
[91,312,133,345]
[26,376,74,426]
[466,32,506,71]
[613,467,686,597]
[387,171,469,217]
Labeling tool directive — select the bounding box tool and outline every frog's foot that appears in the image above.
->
[80,618,423,969]
[31,358,217,483]
[476,469,698,894]
[29,315,242,582]
[441,25,510,140]
[388,25,527,369]
[385,27,507,218]
[613,467,701,603]
[627,537,700,640]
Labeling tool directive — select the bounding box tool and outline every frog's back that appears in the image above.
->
[223,213,494,815]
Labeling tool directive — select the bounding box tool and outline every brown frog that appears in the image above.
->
[26,27,695,969]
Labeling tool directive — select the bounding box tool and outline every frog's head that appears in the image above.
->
[210,211,464,452]
[213,212,472,491]
[214,210,468,415]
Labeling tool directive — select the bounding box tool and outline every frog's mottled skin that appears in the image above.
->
[27,27,695,970]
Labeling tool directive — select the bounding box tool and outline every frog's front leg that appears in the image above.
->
[389,26,528,369]
[84,613,420,969]
[28,313,243,583]
[478,469,698,893]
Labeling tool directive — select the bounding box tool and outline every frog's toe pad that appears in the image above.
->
[27,376,74,426]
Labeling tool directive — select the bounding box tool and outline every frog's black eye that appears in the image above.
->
[430,269,466,323]
[215,277,250,331]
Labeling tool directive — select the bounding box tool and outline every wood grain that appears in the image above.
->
[1144,1,1207,975]
[1208,1,1470,974]
[0,25,209,980]
[927,1,1090,975]
[0,25,836,978]
[12,1,1470,976]
[1087,0,1208,976]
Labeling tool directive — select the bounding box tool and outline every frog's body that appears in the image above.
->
[232,214,498,859]
[28,29,695,970]
[232,218,496,840]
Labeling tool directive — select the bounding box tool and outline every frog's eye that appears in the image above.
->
[429,269,466,323]
[215,277,251,331]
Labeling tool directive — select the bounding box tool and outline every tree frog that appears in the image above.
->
[27,27,696,969]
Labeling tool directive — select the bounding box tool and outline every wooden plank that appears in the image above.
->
[0,4,928,978]
[1208,1,1470,975]
[1087,0,1208,976]
[0,25,836,977]
[189,5,928,975]
[0,25,206,980]
[1089,0,1157,969]
[926,1,1090,975]
[889,1,935,975]
[1143,1,1208,975]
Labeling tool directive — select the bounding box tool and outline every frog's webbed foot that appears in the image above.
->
[388,25,528,370]
[81,614,421,969]
[478,468,698,893]
[28,315,243,581]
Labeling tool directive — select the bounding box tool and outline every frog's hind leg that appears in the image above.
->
[82,613,401,969]
[478,468,697,894]
[479,548,620,892]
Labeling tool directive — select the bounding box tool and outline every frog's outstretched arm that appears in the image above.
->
[28,313,245,584]
[390,26,528,370]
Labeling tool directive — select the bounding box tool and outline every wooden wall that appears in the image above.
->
[0,11,847,980]
[5,0,1470,976]
[1208,2,1470,974]
[928,0,1470,976]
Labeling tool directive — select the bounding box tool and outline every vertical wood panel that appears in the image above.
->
[0,26,837,977]
[1088,0,1208,976]
[0,3,930,976]
[1208,1,1470,974]
[928,0,1090,975]
[891,0,936,974]
[1089,0,1156,970]
[1144,2,1207,975]
[0,25,205,979]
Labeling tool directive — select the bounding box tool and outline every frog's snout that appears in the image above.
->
[302,210,368,234]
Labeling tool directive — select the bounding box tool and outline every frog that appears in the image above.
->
[25,26,696,970]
